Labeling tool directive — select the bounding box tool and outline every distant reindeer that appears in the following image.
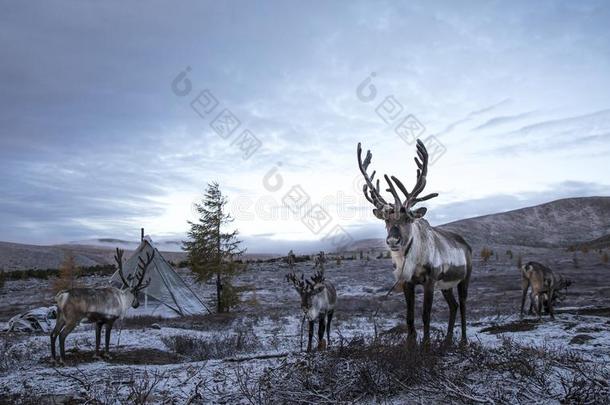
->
[50,248,153,364]
[314,251,327,275]
[286,271,336,351]
[520,261,571,319]
[357,139,472,344]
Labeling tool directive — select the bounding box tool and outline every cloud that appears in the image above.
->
[0,1,609,248]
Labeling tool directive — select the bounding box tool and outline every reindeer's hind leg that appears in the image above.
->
[441,289,458,344]
[50,312,65,361]
[457,278,469,344]
[547,288,556,320]
[58,320,78,364]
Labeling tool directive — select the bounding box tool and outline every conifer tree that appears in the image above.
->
[183,182,245,312]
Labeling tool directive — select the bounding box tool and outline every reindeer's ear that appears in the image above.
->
[373,208,384,219]
[411,207,427,218]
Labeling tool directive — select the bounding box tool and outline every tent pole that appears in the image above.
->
[141,228,144,241]
[145,291,148,310]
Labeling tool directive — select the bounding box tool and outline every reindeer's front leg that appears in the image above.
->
[520,279,529,316]
[307,320,314,352]
[103,320,115,359]
[403,281,416,342]
[317,314,326,350]
[422,280,434,344]
[93,321,103,359]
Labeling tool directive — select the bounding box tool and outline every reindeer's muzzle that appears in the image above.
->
[386,227,402,251]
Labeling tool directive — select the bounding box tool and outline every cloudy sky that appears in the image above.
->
[1,1,609,252]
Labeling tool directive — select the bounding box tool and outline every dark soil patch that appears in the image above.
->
[574,326,604,333]
[480,319,538,334]
[573,307,610,318]
[46,348,184,366]
[570,334,595,345]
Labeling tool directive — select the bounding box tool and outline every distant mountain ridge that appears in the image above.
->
[344,197,610,251]
[440,197,609,248]
[1,197,608,270]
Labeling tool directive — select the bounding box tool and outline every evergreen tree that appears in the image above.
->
[183,182,246,313]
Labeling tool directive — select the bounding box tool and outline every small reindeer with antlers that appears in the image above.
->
[357,139,472,345]
[286,271,337,351]
[50,248,154,364]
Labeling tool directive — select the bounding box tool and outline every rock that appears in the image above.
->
[569,334,594,345]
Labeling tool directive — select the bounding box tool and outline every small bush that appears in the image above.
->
[53,253,81,293]
[602,252,608,264]
[245,335,610,403]
[480,247,493,263]
[161,329,260,361]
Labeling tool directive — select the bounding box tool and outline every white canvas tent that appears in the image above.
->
[110,237,209,316]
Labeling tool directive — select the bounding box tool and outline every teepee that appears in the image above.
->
[110,236,209,316]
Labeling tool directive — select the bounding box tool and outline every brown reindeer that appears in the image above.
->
[520,261,564,319]
[50,248,153,364]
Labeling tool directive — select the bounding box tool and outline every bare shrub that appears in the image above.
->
[242,335,610,403]
[480,247,493,263]
[161,328,260,361]
[53,253,81,293]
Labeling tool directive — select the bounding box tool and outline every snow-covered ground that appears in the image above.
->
[1,248,609,403]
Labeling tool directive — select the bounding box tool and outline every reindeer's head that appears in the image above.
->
[286,271,327,321]
[357,139,438,255]
[114,248,154,308]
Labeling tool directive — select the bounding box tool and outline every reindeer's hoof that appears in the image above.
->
[101,353,112,360]
[317,339,327,351]
[442,336,454,348]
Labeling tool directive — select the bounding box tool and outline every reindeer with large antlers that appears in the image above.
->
[286,271,337,352]
[50,248,154,364]
[357,139,472,345]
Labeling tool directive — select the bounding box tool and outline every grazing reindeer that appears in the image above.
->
[50,248,153,364]
[286,271,337,351]
[357,139,472,344]
[520,261,568,319]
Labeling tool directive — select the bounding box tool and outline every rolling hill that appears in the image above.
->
[345,196,610,251]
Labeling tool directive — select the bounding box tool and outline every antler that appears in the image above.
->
[131,251,154,291]
[357,142,388,210]
[114,248,129,287]
[401,139,439,208]
[357,139,438,213]
[286,272,307,293]
[310,270,325,284]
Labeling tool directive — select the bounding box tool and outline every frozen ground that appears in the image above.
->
[0,247,609,403]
